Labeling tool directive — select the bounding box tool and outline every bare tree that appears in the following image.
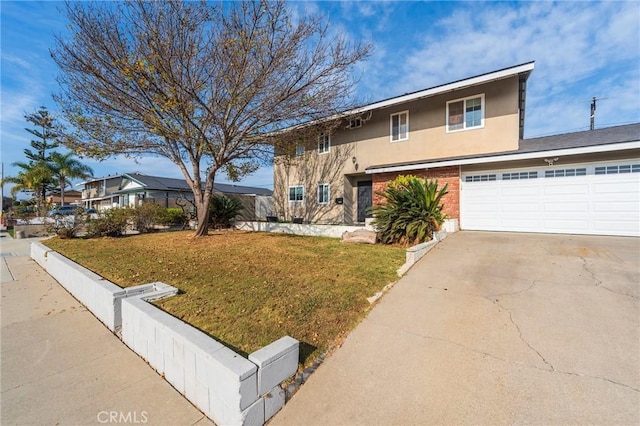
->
[52,0,371,237]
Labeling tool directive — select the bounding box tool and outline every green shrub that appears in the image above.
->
[162,208,188,226]
[46,206,88,239]
[209,195,243,229]
[371,176,448,246]
[131,202,167,233]
[87,208,132,237]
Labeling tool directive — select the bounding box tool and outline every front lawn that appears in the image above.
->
[43,231,405,365]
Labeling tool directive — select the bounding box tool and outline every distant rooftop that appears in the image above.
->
[121,173,273,196]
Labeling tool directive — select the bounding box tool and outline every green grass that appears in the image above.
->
[43,231,405,365]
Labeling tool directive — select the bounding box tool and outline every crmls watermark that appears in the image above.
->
[97,411,148,424]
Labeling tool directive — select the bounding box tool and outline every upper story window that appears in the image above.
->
[295,145,305,156]
[390,111,409,142]
[318,134,330,154]
[288,185,304,202]
[447,94,484,132]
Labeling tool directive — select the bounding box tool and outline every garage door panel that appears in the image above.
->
[543,202,589,213]
[501,202,540,213]
[592,201,640,213]
[543,184,589,195]
[592,221,640,236]
[593,181,640,194]
[461,160,640,237]
[500,185,539,196]
[465,185,500,200]
[463,203,500,213]
[542,219,589,231]
[500,218,542,230]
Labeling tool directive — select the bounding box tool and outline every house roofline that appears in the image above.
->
[347,61,534,117]
[272,61,535,135]
[365,140,640,174]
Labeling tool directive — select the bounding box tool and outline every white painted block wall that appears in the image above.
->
[32,242,299,425]
[121,295,298,425]
[235,221,363,238]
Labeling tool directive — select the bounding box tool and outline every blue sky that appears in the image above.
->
[1,1,639,197]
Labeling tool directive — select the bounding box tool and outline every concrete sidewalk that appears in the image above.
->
[1,233,213,425]
[272,232,640,425]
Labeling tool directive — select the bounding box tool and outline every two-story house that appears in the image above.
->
[79,175,123,210]
[273,61,640,237]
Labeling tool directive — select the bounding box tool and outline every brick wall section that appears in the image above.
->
[371,166,460,219]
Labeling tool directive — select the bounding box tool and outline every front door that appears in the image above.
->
[357,181,372,222]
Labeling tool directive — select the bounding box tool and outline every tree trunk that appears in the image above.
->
[193,197,211,237]
[60,179,66,206]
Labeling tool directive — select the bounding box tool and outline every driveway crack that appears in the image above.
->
[580,256,638,300]
[549,369,640,393]
[488,297,555,372]
[369,319,639,392]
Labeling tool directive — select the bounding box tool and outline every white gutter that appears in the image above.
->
[365,141,640,174]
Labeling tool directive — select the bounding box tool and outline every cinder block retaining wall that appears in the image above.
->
[30,242,298,426]
[235,221,364,238]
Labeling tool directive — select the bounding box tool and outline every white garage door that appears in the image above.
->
[460,160,640,236]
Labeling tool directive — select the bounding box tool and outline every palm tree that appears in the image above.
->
[49,152,93,205]
[2,161,54,215]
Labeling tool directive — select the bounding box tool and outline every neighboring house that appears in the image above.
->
[273,61,640,237]
[80,173,274,221]
[46,190,82,206]
[79,175,123,210]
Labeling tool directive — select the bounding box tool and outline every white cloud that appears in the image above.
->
[342,1,639,136]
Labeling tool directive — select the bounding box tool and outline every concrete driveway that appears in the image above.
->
[272,232,640,425]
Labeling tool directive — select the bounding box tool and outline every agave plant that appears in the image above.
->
[209,195,243,229]
[371,176,448,246]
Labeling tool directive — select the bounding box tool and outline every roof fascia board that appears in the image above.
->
[120,173,147,188]
[365,140,640,174]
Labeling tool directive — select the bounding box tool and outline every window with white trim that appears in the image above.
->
[318,134,330,154]
[390,111,409,142]
[502,171,538,180]
[288,185,304,202]
[447,94,484,132]
[464,174,496,182]
[317,183,330,204]
[545,168,587,178]
[295,145,304,156]
[594,164,640,174]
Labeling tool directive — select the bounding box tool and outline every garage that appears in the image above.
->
[460,160,640,237]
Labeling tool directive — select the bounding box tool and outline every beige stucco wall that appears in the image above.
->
[273,76,522,223]
[461,149,640,173]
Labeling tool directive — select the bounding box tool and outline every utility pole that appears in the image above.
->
[590,97,606,130]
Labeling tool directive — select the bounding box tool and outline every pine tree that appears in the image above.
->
[24,107,60,163]
[23,107,60,204]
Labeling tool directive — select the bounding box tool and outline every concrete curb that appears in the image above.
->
[397,231,451,276]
